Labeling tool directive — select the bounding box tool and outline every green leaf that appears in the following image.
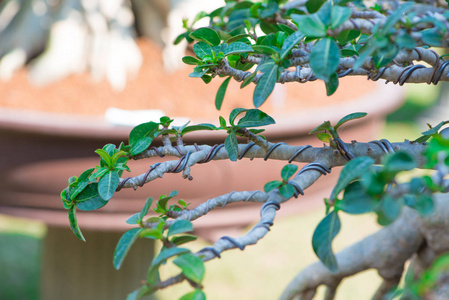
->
[129,121,159,145]
[189,27,221,46]
[174,253,205,283]
[70,168,94,200]
[126,213,140,225]
[325,72,339,96]
[139,197,154,220]
[182,124,217,135]
[179,289,206,300]
[130,137,153,156]
[330,5,351,29]
[421,29,444,47]
[189,67,210,78]
[68,206,85,242]
[240,71,257,89]
[126,286,152,300]
[151,247,190,267]
[395,34,417,50]
[192,41,213,59]
[215,77,232,110]
[223,42,253,55]
[98,171,120,201]
[337,181,377,214]
[237,109,275,127]
[264,180,282,192]
[253,64,278,107]
[334,112,367,130]
[317,132,332,143]
[279,184,296,198]
[291,14,327,37]
[331,156,375,200]
[312,210,341,272]
[168,220,194,237]
[95,149,113,168]
[229,108,247,125]
[113,228,143,269]
[377,195,402,225]
[280,31,305,60]
[310,38,340,82]
[379,2,413,35]
[410,195,434,217]
[171,235,198,246]
[305,0,326,13]
[182,56,201,65]
[76,183,108,211]
[281,164,298,180]
[252,45,280,55]
[225,132,239,161]
[337,30,361,45]
[383,152,416,174]
[309,121,332,134]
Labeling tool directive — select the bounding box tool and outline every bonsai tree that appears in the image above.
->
[60,0,449,299]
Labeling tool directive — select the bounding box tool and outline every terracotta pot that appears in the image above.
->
[0,81,403,239]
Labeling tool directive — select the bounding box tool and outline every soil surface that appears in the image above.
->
[0,39,376,121]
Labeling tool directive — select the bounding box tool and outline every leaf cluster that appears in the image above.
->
[114,192,204,300]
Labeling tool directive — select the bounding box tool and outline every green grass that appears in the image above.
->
[0,215,45,300]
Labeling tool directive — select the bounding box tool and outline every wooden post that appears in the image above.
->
[41,226,156,300]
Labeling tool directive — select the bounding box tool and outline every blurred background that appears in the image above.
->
[0,0,446,299]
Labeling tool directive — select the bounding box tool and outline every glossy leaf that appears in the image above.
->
[182,56,201,65]
[252,45,280,55]
[174,253,205,283]
[331,156,374,200]
[215,76,232,110]
[377,195,402,225]
[310,38,340,82]
[264,180,282,192]
[139,197,154,220]
[317,132,332,143]
[171,235,198,245]
[280,184,296,198]
[192,42,213,59]
[229,108,248,125]
[223,42,253,55]
[129,121,159,145]
[253,64,278,108]
[305,0,326,13]
[330,5,351,29]
[130,137,153,156]
[309,121,332,134]
[167,220,193,237]
[334,112,367,130]
[76,183,108,211]
[179,289,206,300]
[338,181,378,214]
[151,247,190,267]
[280,31,305,60]
[189,27,221,46]
[237,109,275,127]
[70,168,94,200]
[281,164,298,180]
[69,206,85,242]
[95,149,113,168]
[126,213,140,225]
[291,14,327,37]
[325,72,339,96]
[312,210,341,272]
[113,228,143,269]
[225,132,239,161]
[98,171,120,201]
[383,152,416,174]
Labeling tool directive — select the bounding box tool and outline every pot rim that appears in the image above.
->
[0,82,403,140]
